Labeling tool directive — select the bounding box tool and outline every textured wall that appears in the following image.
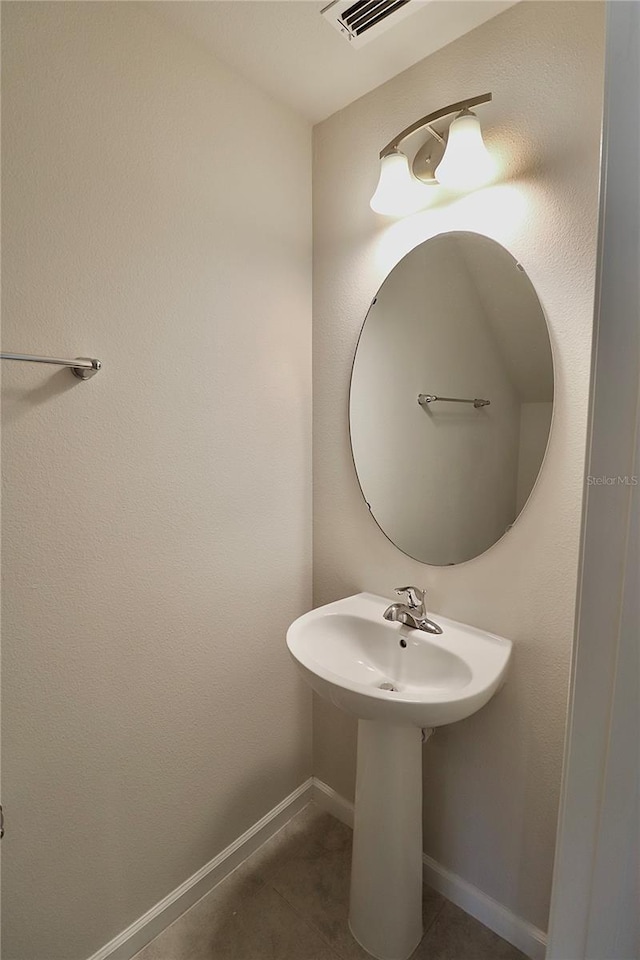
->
[313,0,604,933]
[1,4,311,958]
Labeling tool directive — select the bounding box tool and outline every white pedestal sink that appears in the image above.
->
[286,592,512,960]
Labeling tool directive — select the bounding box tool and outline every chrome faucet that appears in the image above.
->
[383,586,443,635]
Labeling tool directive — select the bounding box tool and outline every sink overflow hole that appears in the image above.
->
[399,638,407,648]
[379,681,398,692]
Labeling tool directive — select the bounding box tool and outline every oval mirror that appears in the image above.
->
[349,232,554,565]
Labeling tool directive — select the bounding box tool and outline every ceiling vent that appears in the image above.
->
[321,0,421,48]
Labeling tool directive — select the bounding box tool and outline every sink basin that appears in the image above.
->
[287,591,513,960]
[286,592,512,728]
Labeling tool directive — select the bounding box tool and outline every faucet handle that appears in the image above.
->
[395,586,425,610]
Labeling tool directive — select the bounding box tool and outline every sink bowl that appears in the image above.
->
[286,592,512,728]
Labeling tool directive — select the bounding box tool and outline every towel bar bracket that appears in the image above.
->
[418,393,490,409]
[70,358,101,380]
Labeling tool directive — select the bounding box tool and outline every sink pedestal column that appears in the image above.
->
[348,720,423,960]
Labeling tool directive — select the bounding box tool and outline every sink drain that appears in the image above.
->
[379,681,398,692]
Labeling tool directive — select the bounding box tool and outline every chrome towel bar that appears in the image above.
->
[418,393,490,409]
[1,353,101,380]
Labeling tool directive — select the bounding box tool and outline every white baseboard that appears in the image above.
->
[312,776,355,827]
[421,853,547,960]
[312,778,547,960]
[87,778,315,960]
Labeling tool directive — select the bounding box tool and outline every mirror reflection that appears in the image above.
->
[349,232,554,565]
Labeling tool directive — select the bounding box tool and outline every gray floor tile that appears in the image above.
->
[132,867,265,960]
[412,900,528,960]
[237,803,348,885]
[133,803,524,960]
[134,881,340,960]
[268,809,444,960]
[268,821,356,958]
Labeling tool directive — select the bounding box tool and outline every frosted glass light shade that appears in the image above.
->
[435,111,494,190]
[370,151,430,216]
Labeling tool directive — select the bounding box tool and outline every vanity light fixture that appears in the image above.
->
[370,93,494,215]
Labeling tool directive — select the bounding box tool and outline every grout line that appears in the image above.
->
[420,895,447,943]
[267,864,350,959]
[268,886,346,959]
[230,799,317,878]
[261,803,362,960]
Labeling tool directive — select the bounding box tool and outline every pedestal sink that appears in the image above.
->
[286,592,512,960]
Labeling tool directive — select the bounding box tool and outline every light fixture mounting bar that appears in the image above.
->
[379,92,492,159]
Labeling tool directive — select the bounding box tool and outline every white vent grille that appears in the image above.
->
[321,0,420,48]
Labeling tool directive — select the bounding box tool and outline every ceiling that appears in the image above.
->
[146,1,518,123]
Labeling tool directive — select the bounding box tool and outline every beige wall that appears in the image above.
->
[313,0,604,934]
[1,4,311,959]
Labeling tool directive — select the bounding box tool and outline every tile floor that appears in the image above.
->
[133,803,527,960]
